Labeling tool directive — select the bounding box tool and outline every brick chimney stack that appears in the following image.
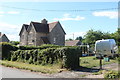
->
[41,19,48,24]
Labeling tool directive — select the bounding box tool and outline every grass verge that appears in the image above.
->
[0,60,66,74]
[80,56,118,68]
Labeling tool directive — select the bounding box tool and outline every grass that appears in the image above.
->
[92,70,106,75]
[0,56,118,74]
[80,56,118,68]
[0,60,66,74]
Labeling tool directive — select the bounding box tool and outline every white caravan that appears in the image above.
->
[95,39,118,58]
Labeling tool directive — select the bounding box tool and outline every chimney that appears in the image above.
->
[41,19,48,24]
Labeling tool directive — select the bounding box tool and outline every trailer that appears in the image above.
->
[95,39,118,58]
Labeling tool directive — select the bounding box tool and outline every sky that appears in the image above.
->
[0,1,118,41]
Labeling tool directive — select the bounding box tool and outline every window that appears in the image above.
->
[32,40,34,42]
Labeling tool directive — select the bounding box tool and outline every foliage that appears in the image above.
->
[0,42,18,60]
[104,70,120,79]
[10,41,20,45]
[75,36,83,41]
[10,46,82,70]
[18,44,60,50]
[83,29,113,45]
[60,47,82,69]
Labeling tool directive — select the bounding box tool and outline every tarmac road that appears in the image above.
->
[0,65,52,78]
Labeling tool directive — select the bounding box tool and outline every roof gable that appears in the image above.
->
[49,21,58,32]
[0,34,10,42]
[19,24,29,36]
[28,21,49,33]
[49,21,66,34]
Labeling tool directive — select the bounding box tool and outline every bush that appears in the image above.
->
[10,46,82,70]
[104,70,120,79]
[18,44,61,50]
[10,41,20,45]
[2,42,83,70]
[60,47,82,69]
[0,42,18,60]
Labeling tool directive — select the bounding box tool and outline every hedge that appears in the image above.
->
[0,42,18,60]
[1,42,83,69]
[10,47,82,69]
[18,44,61,50]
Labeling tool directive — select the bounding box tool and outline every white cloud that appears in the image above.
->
[93,11,118,19]
[0,22,20,41]
[7,11,20,14]
[53,14,85,21]
[65,32,86,40]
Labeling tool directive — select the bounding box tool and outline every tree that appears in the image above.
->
[75,36,82,41]
[102,32,112,39]
[83,29,103,45]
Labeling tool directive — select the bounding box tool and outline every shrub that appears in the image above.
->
[10,46,82,70]
[104,70,120,79]
[18,44,61,50]
[59,47,82,69]
[0,42,18,60]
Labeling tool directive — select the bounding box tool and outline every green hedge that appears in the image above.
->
[0,42,18,60]
[60,47,82,69]
[18,44,61,50]
[1,42,83,69]
[11,46,82,69]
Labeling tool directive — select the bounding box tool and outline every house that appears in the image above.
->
[0,32,10,42]
[19,19,66,46]
[65,40,81,46]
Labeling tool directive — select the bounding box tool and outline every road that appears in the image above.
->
[0,65,52,78]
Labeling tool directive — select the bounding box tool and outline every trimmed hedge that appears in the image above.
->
[0,42,18,60]
[60,47,82,69]
[18,44,61,50]
[10,47,82,69]
[1,42,83,69]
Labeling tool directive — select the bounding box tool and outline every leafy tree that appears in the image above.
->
[111,28,120,46]
[102,32,112,39]
[75,36,82,41]
[83,29,103,45]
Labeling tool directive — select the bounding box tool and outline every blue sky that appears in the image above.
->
[0,2,118,41]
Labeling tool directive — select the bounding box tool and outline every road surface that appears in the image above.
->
[0,65,52,78]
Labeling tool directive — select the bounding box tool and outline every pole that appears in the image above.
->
[99,54,102,70]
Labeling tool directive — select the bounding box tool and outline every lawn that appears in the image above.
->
[0,60,65,74]
[80,56,118,68]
